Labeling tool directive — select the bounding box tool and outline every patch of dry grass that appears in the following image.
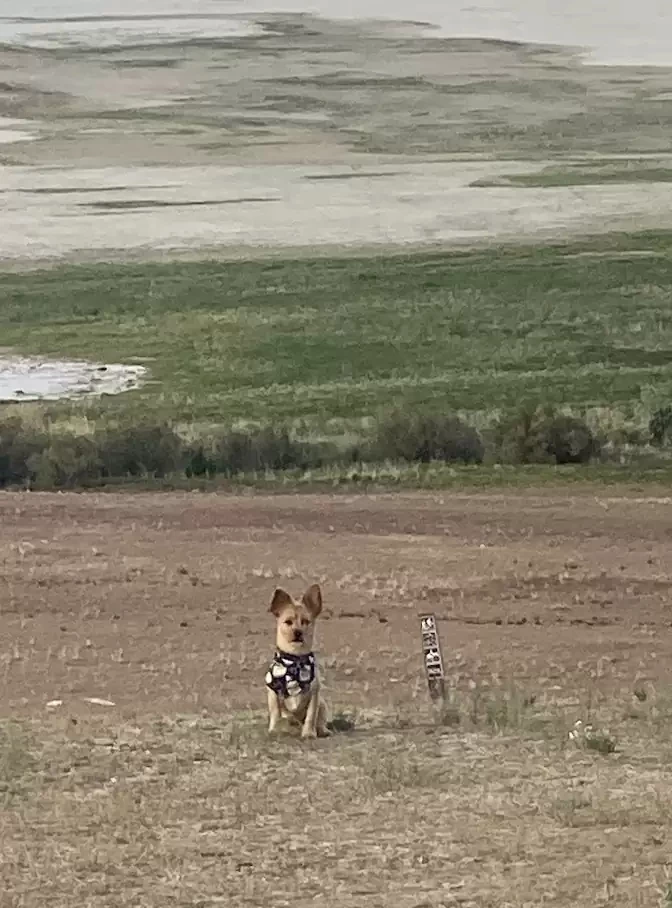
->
[2,489,672,905]
[2,694,672,907]
[0,722,36,799]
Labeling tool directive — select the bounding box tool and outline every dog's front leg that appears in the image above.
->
[301,687,320,739]
[267,687,282,734]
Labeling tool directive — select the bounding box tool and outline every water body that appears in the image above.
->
[1,0,672,65]
[0,356,146,403]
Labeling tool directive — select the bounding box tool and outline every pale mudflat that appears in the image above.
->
[3,15,672,263]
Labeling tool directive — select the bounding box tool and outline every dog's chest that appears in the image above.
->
[265,650,316,699]
[282,689,313,716]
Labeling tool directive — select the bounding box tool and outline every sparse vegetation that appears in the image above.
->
[471,165,672,189]
[2,486,672,905]
[0,404,618,490]
[650,406,672,446]
[2,232,672,440]
[0,723,35,801]
[0,695,669,905]
[2,231,672,489]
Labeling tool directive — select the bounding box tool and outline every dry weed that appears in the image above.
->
[2,696,672,907]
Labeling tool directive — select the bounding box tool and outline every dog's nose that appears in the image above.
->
[293,631,304,642]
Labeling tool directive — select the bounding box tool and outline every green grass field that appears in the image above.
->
[2,230,672,440]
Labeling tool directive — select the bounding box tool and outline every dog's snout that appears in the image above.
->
[293,630,304,643]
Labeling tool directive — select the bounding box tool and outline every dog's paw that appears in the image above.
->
[301,727,318,740]
[317,727,331,738]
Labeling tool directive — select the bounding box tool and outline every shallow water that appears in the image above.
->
[0,356,146,402]
[2,0,672,64]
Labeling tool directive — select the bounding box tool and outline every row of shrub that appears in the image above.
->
[1,403,671,489]
[373,408,599,466]
[0,420,341,489]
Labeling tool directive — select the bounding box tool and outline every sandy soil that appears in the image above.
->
[2,489,671,718]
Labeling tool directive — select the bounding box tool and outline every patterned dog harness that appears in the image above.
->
[265,650,316,698]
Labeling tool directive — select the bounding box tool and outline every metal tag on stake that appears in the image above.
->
[419,613,445,702]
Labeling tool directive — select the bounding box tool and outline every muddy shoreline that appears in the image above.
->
[2,14,672,264]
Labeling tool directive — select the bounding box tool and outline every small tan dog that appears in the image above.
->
[265,583,330,739]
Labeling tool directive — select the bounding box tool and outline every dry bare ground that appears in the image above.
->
[2,490,672,906]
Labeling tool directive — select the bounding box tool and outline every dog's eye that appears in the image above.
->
[301,619,310,627]
[284,619,293,626]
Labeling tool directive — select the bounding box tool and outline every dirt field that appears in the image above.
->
[2,488,672,716]
[2,489,672,906]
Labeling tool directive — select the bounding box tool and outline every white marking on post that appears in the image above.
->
[419,613,446,702]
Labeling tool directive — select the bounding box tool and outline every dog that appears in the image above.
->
[265,583,330,739]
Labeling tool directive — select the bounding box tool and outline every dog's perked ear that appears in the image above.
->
[302,583,322,618]
[270,588,293,616]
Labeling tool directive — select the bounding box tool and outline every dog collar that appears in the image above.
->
[265,650,316,698]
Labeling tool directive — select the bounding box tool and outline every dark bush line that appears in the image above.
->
[0,421,343,490]
[650,406,672,446]
[372,411,485,465]
[186,427,340,478]
[0,403,636,490]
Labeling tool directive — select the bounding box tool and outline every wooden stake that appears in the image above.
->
[419,613,446,703]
